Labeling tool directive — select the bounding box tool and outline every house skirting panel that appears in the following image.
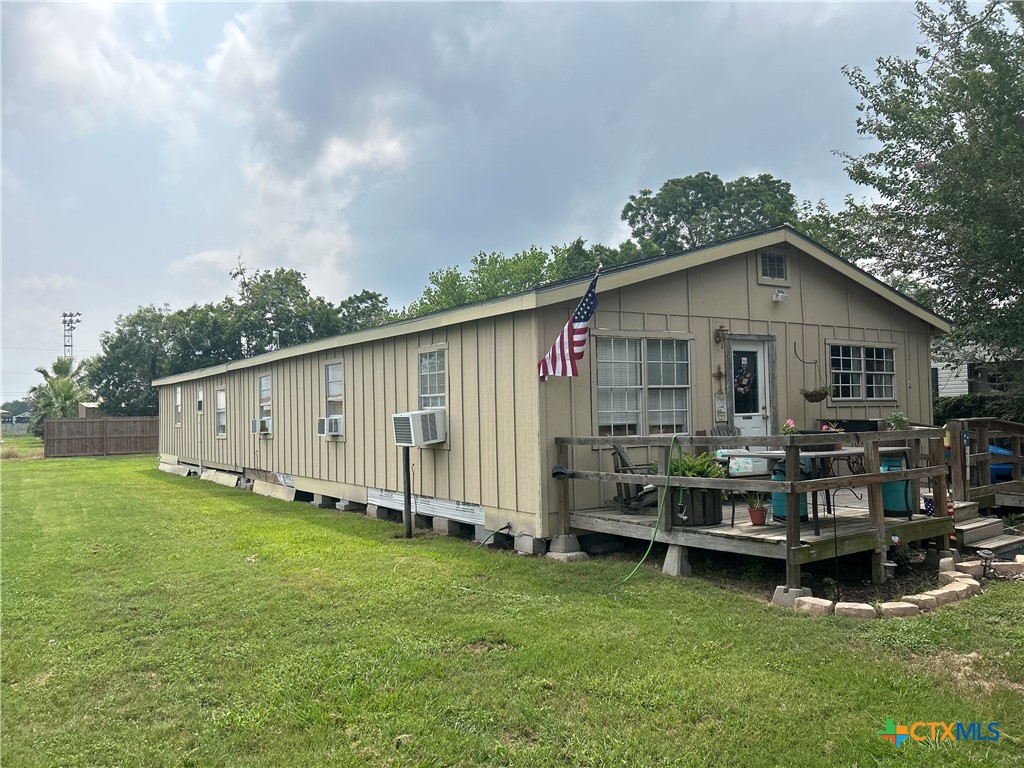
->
[367,488,485,527]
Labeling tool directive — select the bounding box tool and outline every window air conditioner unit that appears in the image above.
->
[392,408,446,447]
[317,415,344,437]
[250,417,272,435]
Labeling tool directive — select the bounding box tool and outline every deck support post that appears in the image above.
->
[557,443,570,536]
[864,439,886,584]
[662,544,692,577]
[785,444,802,589]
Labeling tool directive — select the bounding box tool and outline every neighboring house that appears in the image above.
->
[13,413,31,424]
[932,360,1024,398]
[153,226,950,544]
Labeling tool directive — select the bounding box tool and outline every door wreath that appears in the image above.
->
[734,368,754,395]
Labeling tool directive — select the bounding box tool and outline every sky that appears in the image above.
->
[1,2,926,404]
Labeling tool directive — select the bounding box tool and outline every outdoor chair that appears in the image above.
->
[610,444,659,510]
[699,424,764,526]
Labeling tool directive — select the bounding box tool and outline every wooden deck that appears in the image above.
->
[570,489,954,566]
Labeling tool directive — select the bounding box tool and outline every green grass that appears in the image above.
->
[2,456,1022,767]
[1,433,43,460]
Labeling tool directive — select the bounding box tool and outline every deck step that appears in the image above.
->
[952,501,980,522]
[967,534,1024,557]
[955,517,1006,545]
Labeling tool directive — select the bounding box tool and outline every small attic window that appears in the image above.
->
[758,249,790,286]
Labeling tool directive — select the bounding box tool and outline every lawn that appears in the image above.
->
[2,455,1022,767]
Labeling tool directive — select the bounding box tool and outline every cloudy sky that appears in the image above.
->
[1,2,924,403]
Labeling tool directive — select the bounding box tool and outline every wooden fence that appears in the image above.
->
[43,417,159,458]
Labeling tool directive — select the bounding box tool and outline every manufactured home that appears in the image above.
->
[154,226,950,548]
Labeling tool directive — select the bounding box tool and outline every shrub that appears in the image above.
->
[933,392,1024,424]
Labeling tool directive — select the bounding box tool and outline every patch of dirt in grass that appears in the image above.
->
[464,639,515,654]
[913,650,1024,695]
[33,670,53,687]
[499,729,539,749]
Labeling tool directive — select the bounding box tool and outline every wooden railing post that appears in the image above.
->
[948,420,967,501]
[930,436,951,550]
[864,437,886,584]
[785,443,801,590]
[660,444,673,532]
[909,433,921,517]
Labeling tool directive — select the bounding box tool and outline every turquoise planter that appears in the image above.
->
[771,459,811,521]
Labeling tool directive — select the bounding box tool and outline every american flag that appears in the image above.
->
[537,272,600,381]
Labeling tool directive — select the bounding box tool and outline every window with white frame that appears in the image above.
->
[830,344,896,400]
[215,388,226,436]
[597,337,690,436]
[258,374,272,422]
[326,362,344,417]
[174,386,182,427]
[418,350,446,409]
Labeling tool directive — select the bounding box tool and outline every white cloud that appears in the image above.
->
[167,249,241,277]
[3,3,202,142]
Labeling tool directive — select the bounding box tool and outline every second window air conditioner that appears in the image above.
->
[250,417,272,435]
[392,408,446,447]
[317,415,345,437]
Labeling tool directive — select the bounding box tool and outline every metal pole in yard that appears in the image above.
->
[403,446,413,539]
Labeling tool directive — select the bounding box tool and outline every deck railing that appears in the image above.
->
[553,428,950,587]
[947,418,1024,504]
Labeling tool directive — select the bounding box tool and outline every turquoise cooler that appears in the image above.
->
[771,459,811,521]
[881,456,913,516]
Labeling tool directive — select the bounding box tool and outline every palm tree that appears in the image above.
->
[28,357,91,436]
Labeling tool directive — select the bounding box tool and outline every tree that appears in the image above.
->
[467,247,549,299]
[840,0,1024,366]
[230,264,344,355]
[86,305,172,416]
[28,357,91,435]
[336,290,401,334]
[621,172,799,252]
[1,398,30,416]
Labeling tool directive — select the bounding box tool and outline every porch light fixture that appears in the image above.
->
[772,289,789,303]
[713,324,727,345]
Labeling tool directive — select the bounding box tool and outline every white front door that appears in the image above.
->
[731,342,770,438]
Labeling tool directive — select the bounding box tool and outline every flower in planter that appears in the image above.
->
[821,422,845,433]
[780,418,799,435]
[885,410,910,430]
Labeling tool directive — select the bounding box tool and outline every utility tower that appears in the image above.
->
[61,312,82,359]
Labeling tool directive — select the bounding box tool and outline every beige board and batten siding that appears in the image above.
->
[157,312,544,535]
[537,242,940,522]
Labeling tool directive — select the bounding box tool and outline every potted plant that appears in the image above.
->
[668,452,726,526]
[799,384,832,403]
[885,410,910,431]
[745,491,769,526]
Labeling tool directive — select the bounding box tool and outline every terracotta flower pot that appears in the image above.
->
[748,507,768,526]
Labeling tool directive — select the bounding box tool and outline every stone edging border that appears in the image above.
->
[776,555,1024,618]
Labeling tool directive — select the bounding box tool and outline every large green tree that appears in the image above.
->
[87,305,174,416]
[621,172,799,252]
[840,0,1024,364]
[28,357,91,435]
[230,265,344,356]
[336,290,400,334]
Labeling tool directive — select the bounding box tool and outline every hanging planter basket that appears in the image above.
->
[800,387,830,403]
